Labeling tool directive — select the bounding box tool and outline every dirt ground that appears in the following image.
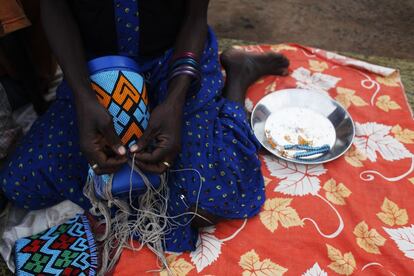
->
[208,0,414,59]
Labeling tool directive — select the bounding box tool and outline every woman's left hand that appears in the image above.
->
[131,99,183,174]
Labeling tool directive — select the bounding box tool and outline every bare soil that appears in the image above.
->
[208,0,414,59]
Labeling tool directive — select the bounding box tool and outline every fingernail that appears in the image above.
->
[118,146,126,155]
[130,144,139,152]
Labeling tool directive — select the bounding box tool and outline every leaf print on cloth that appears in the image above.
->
[263,155,344,238]
[354,122,411,162]
[160,255,194,276]
[391,125,414,144]
[309,60,329,72]
[190,221,247,273]
[239,249,287,276]
[376,72,401,87]
[377,197,409,226]
[323,179,352,205]
[263,155,327,196]
[353,221,386,254]
[259,198,303,233]
[376,95,401,112]
[263,176,273,186]
[291,67,341,95]
[270,44,297,52]
[326,244,356,275]
[302,263,328,276]
[190,227,222,273]
[383,225,414,260]
[344,146,367,167]
[335,87,368,109]
[264,81,277,94]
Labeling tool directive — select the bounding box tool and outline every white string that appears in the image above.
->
[83,154,207,276]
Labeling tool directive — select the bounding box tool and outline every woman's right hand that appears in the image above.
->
[76,95,127,175]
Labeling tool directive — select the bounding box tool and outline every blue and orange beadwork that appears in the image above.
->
[90,68,149,146]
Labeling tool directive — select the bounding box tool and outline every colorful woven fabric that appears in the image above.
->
[113,44,414,275]
[15,214,97,276]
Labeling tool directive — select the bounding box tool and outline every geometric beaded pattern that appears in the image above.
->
[91,70,149,147]
[14,214,98,276]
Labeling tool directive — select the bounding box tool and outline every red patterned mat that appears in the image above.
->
[114,44,414,275]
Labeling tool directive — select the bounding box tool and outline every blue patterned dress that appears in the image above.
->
[0,1,265,252]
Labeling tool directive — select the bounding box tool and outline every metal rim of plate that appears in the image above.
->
[251,88,355,165]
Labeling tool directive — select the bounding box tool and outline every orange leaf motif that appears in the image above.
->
[323,179,351,205]
[335,87,368,109]
[326,244,356,275]
[239,249,287,276]
[377,197,408,226]
[391,125,414,144]
[259,198,303,233]
[344,146,367,167]
[309,60,329,72]
[376,72,400,87]
[264,176,273,186]
[160,255,195,276]
[376,95,401,112]
[270,44,297,52]
[264,81,277,94]
[353,221,386,254]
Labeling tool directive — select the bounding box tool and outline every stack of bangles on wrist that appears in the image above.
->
[168,51,201,96]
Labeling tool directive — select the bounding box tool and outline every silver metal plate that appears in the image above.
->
[251,88,355,164]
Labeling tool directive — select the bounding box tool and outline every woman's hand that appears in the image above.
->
[132,99,183,174]
[76,95,127,175]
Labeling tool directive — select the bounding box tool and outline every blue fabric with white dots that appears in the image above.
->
[0,1,265,252]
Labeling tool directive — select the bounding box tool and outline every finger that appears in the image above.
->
[135,160,167,174]
[133,127,155,153]
[135,146,169,163]
[85,148,127,175]
[101,122,126,156]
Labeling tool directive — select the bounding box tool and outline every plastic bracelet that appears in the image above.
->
[172,51,198,62]
[171,59,200,72]
[168,69,200,83]
[170,65,200,76]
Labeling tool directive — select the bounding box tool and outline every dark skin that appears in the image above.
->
[40,0,208,175]
[40,0,290,227]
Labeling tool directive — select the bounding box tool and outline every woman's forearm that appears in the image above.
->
[40,0,95,103]
[166,0,210,106]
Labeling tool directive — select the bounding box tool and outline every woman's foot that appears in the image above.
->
[221,48,290,104]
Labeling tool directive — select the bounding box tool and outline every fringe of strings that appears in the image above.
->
[83,154,206,276]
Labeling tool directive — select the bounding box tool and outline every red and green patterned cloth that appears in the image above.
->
[14,214,97,276]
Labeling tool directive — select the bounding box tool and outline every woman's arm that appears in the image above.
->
[165,0,209,106]
[40,0,127,174]
[134,0,210,173]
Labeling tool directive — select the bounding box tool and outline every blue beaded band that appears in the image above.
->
[284,144,330,151]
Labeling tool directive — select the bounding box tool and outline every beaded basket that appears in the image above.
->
[88,56,160,198]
